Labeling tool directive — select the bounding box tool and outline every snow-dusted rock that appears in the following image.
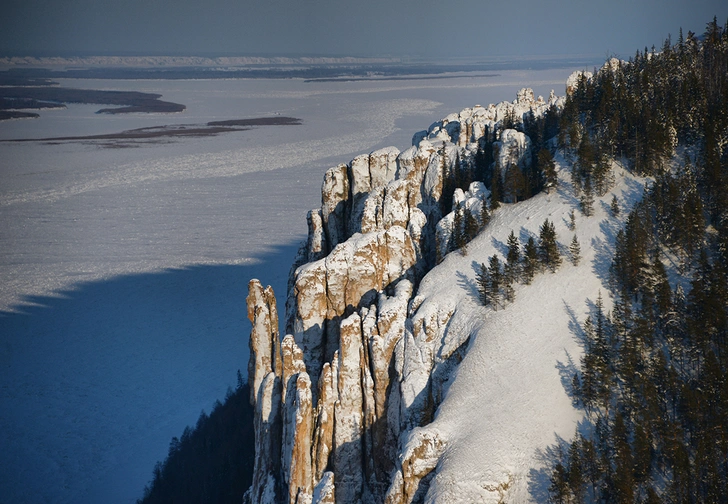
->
[248,371,283,504]
[306,209,327,263]
[494,128,532,171]
[435,182,489,259]
[321,164,349,250]
[247,280,281,405]
[281,335,306,403]
[282,372,314,504]
[566,69,593,95]
[312,471,336,504]
[312,358,336,482]
[348,147,400,234]
[384,428,446,504]
[333,313,365,502]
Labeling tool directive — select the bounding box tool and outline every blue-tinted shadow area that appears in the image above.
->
[0,241,300,504]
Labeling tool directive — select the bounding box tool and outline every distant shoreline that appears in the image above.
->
[0,116,302,144]
[304,73,500,83]
[0,55,602,83]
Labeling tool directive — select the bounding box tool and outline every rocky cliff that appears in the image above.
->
[245,87,565,504]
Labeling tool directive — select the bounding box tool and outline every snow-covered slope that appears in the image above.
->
[245,81,645,503]
[403,166,645,502]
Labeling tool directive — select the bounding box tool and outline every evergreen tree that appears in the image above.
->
[539,148,558,194]
[547,24,728,499]
[522,236,538,283]
[504,163,526,203]
[503,276,515,304]
[490,160,503,210]
[567,434,585,503]
[480,198,490,229]
[580,176,595,217]
[505,230,521,283]
[488,255,503,309]
[592,151,613,196]
[569,235,581,266]
[568,209,576,231]
[610,194,620,216]
[452,203,466,253]
[440,147,454,215]
[538,219,562,272]
[464,205,479,245]
[476,262,491,306]
[474,144,487,184]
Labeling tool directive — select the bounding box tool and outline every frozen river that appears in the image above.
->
[0,67,582,503]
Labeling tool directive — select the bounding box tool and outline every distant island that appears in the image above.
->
[1,117,302,144]
[0,82,186,120]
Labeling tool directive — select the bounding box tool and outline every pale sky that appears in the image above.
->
[2,0,726,58]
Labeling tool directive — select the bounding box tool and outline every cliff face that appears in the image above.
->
[245,88,563,504]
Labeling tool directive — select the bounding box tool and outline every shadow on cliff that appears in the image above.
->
[0,240,301,504]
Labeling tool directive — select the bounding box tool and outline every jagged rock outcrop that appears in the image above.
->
[494,128,532,171]
[246,88,565,504]
[384,428,446,504]
[565,70,594,95]
[435,182,489,261]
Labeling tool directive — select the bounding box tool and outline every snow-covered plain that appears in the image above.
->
[0,67,586,503]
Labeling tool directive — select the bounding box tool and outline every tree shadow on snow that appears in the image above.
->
[0,240,302,504]
[555,350,580,406]
[590,218,620,290]
[490,236,508,257]
[528,434,570,501]
[555,177,580,209]
[457,267,480,302]
[562,300,586,345]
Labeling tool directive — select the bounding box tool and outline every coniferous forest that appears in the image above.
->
[137,374,255,504]
[548,18,728,503]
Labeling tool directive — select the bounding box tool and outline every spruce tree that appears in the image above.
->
[476,262,491,306]
[522,236,538,283]
[569,235,581,266]
[488,255,502,310]
[452,203,466,253]
[464,206,479,243]
[568,209,576,231]
[490,161,503,210]
[538,219,562,272]
[480,198,490,229]
[440,147,454,215]
[454,151,465,190]
[539,148,558,193]
[504,163,526,203]
[580,177,595,217]
[505,230,521,283]
[610,194,620,216]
